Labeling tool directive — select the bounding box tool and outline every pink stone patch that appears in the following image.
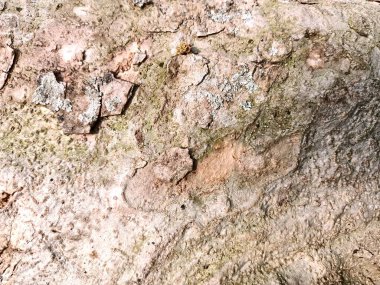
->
[100,78,134,117]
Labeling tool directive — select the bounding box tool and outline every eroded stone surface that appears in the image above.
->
[0,0,380,284]
[153,147,193,183]
[32,72,72,112]
[32,73,135,133]
[0,43,14,90]
[62,78,102,134]
[100,75,134,117]
[123,148,193,211]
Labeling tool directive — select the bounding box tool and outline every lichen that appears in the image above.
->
[219,64,258,102]
[241,100,252,111]
[32,72,72,112]
[104,95,122,113]
[209,9,233,24]
[78,79,102,125]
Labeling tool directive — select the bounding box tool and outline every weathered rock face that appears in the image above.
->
[0,39,14,90]
[0,0,380,284]
[32,72,71,112]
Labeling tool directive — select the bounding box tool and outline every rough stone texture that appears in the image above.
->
[0,0,380,284]
[100,75,134,117]
[32,72,72,112]
[61,77,103,134]
[0,40,14,90]
[132,0,152,8]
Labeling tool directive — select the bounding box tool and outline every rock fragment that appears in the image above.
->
[100,75,134,117]
[32,71,137,134]
[0,43,14,90]
[109,46,143,84]
[32,72,72,112]
[132,0,152,8]
[78,80,102,125]
[132,51,147,66]
[63,78,102,134]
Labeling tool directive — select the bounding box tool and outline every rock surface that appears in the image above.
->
[0,40,14,90]
[0,0,380,284]
[32,72,71,112]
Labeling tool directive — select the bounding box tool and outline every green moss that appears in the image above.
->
[0,104,94,171]
[105,115,130,132]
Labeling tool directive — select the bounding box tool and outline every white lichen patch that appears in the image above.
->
[241,100,252,111]
[202,91,223,112]
[59,43,84,64]
[0,44,14,89]
[104,96,122,113]
[78,83,102,125]
[73,6,91,19]
[32,72,72,112]
[220,65,257,100]
[209,9,233,23]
